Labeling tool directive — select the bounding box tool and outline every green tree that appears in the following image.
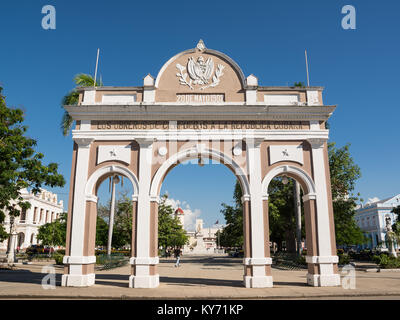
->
[268,177,305,252]
[158,194,189,251]
[61,74,102,136]
[95,216,109,247]
[219,181,243,248]
[37,212,67,247]
[0,86,65,241]
[328,142,366,246]
[96,192,132,249]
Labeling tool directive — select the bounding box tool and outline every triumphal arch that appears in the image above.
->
[62,40,340,288]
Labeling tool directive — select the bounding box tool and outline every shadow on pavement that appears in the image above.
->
[160,276,243,287]
[0,269,62,286]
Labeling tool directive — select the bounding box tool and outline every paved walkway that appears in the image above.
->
[1,255,400,299]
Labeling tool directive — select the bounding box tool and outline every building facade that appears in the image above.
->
[0,188,64,252]
[62,40,340,289]
[355,194,400,250]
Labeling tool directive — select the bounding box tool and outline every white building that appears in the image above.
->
[354,194,400,250]
[0,188,64,252]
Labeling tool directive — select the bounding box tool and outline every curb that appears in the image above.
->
[364,268,400,272]
[2,291,400,300]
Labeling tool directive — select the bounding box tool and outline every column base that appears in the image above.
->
[307,273,341,287]
[243,276,273,288]
[61,273,95,287]
[129,274,159,288]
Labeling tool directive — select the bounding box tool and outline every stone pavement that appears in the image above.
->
[1,255,400,299]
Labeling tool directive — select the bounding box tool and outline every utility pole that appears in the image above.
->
[107,175,120,256]
[294,181,302,256]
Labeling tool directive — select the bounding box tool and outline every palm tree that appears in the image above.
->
[61,73,102,136]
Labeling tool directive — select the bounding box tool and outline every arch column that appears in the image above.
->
[62,138,96,287]
[306,138,340,287]
[129,139,159,288]
[243,138,273,288]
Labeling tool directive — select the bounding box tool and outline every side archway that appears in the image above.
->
[261,165,316,198]
[85,164,139,199]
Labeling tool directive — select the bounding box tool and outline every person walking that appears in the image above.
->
[174,247,181,267]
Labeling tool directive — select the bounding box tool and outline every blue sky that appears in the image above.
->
[1,0,399,227]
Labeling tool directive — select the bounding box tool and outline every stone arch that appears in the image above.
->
[85,164,139,199]
[261,165,316,198]
[150,146,250,199]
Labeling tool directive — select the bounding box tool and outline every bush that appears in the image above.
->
[338,253,350,265]
[376,255,400,269]
[95,250,130,256]
[53,252,64,265]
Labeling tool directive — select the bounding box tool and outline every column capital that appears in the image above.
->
[262,194,269,201]
[132,194,139,202]
[85,194,98,203]
[307,138,327,149]
[245,138,264,148]
[136,138,154,148]
[150,195,160,204]
[74,137,94,148]
[302,193,317,202]
[241,194,251,203]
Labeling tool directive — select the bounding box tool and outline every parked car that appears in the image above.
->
[26,245,45,254]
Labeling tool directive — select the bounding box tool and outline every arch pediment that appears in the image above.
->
[155,40,246,103]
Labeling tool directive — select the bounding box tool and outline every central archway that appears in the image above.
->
[150,146,250,199]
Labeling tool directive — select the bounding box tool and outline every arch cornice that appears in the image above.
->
[85,164,139,198]
[149,146,250,198]
[261,165,316,198]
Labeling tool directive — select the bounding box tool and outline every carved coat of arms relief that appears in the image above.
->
[176,56,224,90]
[176,41,224,90]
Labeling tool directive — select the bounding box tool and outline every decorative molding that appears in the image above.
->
[241,194,251,203]
[269,145,304,166]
